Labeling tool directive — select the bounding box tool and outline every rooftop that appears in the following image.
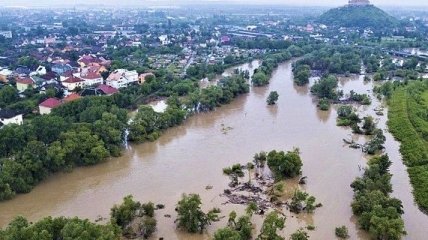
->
[0,109,21,119]
[97,84,119,95]
[63,76,84,83]
[39,98,62,109]
[63,93,81,102]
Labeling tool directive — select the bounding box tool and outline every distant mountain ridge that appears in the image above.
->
[318,4,398,28]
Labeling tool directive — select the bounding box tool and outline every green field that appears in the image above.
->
[388,81,428,211]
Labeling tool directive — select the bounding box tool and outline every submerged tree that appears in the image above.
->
[362,116,376,135]
[290,229,309,240]
[257,212,285,240]
[335,226,349,239]
[267,91,279,105]
[267,149,303,180]
[176,193,220,233]
[289,190,318,214]
[110,195,141,229]
[252,72,269,87]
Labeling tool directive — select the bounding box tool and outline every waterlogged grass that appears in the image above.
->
[388,82,428,211]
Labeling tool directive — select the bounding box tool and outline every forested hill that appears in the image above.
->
[318,5,398,28]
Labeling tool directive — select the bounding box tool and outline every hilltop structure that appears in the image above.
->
[348,0,370,6]
[318,0,397,28]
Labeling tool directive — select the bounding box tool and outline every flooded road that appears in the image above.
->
[0,61,427,239]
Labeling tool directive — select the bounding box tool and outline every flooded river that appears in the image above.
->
[0,61,427,239]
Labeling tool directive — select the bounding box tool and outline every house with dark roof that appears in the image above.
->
[0,109,23,126]
[52,63,73,75]
[15,66,31,76]
[80,87,105,97]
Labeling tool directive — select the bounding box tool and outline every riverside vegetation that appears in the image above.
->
[387,80,428,212]
[350,155,405,240]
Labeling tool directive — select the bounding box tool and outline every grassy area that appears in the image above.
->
[388,81,428,211]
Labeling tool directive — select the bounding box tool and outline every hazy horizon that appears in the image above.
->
[1,0,428,7]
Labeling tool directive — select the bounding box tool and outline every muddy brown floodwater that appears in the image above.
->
[0,61,427,239]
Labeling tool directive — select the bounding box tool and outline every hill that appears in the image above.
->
[318,5,398,28]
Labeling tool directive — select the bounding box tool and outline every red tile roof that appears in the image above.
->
[39,98,62,109]
[41,72,57,80]
[16,77,34,85]
[63,93,81,103]
[81,70,101,80]
[63,76,84,83]
[97,84,118,95]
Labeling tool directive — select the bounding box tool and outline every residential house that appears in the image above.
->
[97,84,118,95]
[77,54,111,68]
[63,76,85,91]
[0,109,23,126]
[0,68,12,83]
[138,73,155,85]
[0,31,12,39]
[80,88,105,97]
[16,77,34,92]
[159,35,170,45]
[63,93,81,103]
[37,81,66,95]
[52,63,73,75]
[106,69,138,89]
[39,98,62,115]
[30,65,47,76]
[75,66,104,87]
[221,36,231,44]
[15,66,31,76]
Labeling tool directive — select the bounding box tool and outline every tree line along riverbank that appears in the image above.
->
[387,80,428,212]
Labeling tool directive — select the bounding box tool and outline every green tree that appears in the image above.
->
[362,116,376,135]
[224,55,235,65]
[0,85,19,107]
[289,190,318,214]
[140,216,157,239]
[267,91,279,105]
[317,98,330,111]
[110,195,141,229]
[267,149,303,180]
[335,226,349,239]
[213,227,241,240]
[290,229,309,240]
[252,72,269,87]
[176,194,220,233]
[235,215,253,240]
[293,64,310,86]
[257,212,285,240]
[310,75,341,100]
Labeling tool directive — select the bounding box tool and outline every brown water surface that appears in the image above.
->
[0,61,427,239]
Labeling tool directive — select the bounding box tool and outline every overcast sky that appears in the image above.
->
[1,0,428,7]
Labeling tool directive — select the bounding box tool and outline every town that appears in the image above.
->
[0,0,428,240]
